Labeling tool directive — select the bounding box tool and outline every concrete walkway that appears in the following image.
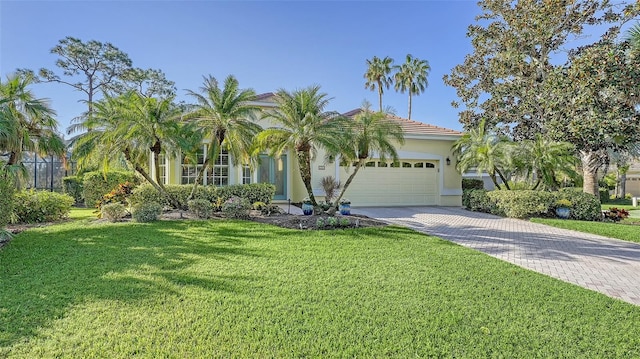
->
[352,206,640,306]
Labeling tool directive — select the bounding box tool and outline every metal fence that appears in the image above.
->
[6,153,76,192]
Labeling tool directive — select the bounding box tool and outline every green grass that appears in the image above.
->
[601,198,639,211]
[531,218,640,243]
[1,216,639,357]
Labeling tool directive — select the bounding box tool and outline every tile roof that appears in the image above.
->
[342,109,462,137]
[254,92,275,101]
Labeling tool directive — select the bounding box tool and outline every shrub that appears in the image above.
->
[101,203,127,222]
[253,201,281,216]
[82,171,138,208]
[598,187,608,203]
[62,176,84,204]
[327,217,338,227]
[558,188,601,221]
[131,201,162,223]
[463,189,500,214]
[216,183,276,204]
[222,196,251,219]
[13,190,74,223]
[0,175,15,231]
[96,181,136,209]
[316,218,326,228]
[604,207,630,222]
[339,218,350,227]
[487,190,556,218]
[462,178,484,190]
[188,199,213,219]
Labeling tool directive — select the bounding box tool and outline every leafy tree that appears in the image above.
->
[393,54,430,120]
[544,40,640,196]
[364,56,394,112]
[327,102,404,214]
[0,72,65,170]
[452,119,511,190]
[36,37,134,118]
[184,75,262,199]
[120,68,176,99]
[73,92,187,208]
[255,86,345,206]
[443,0,637,140]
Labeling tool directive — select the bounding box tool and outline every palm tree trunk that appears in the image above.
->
[188,157,211,201]
[123,148,181,209]
[297,149,317,206]
[408,93,412,120]
[495,167,511,190]
[378,88,383,112]
[328,159,365,215]
[580,150,600,197]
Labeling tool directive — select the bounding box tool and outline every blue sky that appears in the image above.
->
[0,1,626,136]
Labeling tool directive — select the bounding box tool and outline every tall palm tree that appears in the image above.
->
[0,73,65,170]
[513,134,577,190]
[452,119,512,190]
[393,54,430,120]
[364,56,394,112]
[73,91,187,208]
[626,22,640,55]
[327,102,405,214]
[184,75,262,199]
[255,86,346,206]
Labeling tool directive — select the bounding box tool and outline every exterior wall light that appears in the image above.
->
[446,157,451,166]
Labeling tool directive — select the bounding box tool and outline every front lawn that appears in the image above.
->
[1,214,639,357]
[532,218,640,243]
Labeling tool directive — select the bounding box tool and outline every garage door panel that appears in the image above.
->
[340,164,438,206]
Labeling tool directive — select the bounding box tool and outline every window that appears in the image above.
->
[402,162,412,168]
[205,149,229,186]
[425,163,435,168]
[378,162,388,167]
[181,147,230,186]
[414,162,424,168]
[242,165,251,184]
[365,161,376,167]
[181,149,204,184]
[158,153,167,184]
[390,162,400,168]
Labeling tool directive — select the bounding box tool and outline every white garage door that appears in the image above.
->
[342,161,438,206]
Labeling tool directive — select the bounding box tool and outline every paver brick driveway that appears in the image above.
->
[353,206,640,306]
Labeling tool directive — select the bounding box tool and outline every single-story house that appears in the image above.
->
[625,161,640,197]
[152,93,464,207]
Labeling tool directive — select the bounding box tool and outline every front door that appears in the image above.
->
[258,155,287,200]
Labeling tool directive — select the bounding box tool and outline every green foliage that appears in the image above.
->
[253,201,281,216]
[131,201,162,223]
[12,189,74,223]
[62,176,84,204]
[0,175,15,231]
[222,196,250,219]
[82,171,138,208]
[603,208,630,222]
[339,218,350,227]
[558,188,602,221]
[598,188,609,203]
[187,199,213,219]
[487,190,555,219]
[96,181,136,209]
[129,183,274,210]
[316,218,326,228]
[462,178,484,190]
[101,203,127,222]
[327,217,338,227]
[462,189,499,214]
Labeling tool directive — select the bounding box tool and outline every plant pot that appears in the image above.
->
[302,203,313,215]
[555,207,570,219]
[339,203,351,215]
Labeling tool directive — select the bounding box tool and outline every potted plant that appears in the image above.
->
[301,197,313,215]
[554,199,572,219]
[339,198,351,215]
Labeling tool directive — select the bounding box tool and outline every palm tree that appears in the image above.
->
[626,22,640,55]
[327,102,405,214]
[255,86,346,206]
[184,75,262,199]
[73,91,186,208]
[364,56,394,112]
[513,134,577,190]
[453,119,512,190]
[393,54,430,120]
[0,73,65,175]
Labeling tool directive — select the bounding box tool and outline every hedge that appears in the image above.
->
[13,190,74,223]
[129,183,276,210]
[0,175,15,230]
[462,178,484,190]
[62,176,84,204]
[82,171,138,208]
[464,188,601,221]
